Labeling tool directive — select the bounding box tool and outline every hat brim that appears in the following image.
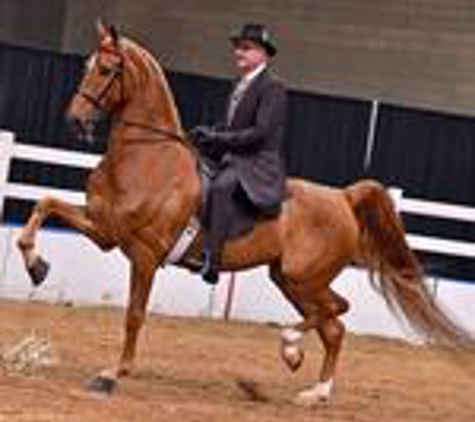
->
[230,36,277,57]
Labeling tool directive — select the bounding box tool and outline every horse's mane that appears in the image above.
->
[120,37,183,134]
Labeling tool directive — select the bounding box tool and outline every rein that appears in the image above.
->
[115,118,187,143]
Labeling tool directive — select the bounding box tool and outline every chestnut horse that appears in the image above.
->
[17,23,474,405]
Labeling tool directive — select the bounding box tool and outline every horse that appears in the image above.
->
[16,21,475,406]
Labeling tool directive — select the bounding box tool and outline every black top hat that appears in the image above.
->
[229,23,277,57]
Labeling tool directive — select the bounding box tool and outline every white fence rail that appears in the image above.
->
[1,129,474,339]
[0,131,100,212]
[389,188,475,259]
[2,129,475,259]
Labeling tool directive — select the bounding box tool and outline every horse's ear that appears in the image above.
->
[96,18,108,40]
[96,18,120,46]
[108,24,120,46]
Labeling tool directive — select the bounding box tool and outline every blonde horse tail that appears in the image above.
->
[345,179,475,350]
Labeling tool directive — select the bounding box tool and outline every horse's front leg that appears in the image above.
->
[88,250,156,393]
[17,196,111,286]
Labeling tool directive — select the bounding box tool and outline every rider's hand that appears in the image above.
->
[190,125,215,145]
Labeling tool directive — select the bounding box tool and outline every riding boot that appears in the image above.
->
[199,166,237,285]
[200,245,220,285]
[200,223,225,285]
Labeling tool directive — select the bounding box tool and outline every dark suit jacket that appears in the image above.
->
[217,68,288,211]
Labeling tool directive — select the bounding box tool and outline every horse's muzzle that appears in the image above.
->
[66,115,96,144]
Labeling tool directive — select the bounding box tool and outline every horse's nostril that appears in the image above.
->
[66,115,83,136]
[66,115,96,143]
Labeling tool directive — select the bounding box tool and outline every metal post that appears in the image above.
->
[223,272,237,320]
[364,99,380,170]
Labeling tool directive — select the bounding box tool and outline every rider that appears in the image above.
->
[192,23,288,284]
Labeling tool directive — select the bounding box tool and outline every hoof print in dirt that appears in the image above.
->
[86,376,118,394]
[236,378,269,402]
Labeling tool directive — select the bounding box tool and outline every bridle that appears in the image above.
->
[77,46,187,144]
[78,47,125,117]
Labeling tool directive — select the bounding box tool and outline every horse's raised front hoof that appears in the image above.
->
[27,256,50,287]
[85,375,118,394]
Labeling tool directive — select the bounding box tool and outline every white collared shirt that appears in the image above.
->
[240,62,267,87]
[227,63,267,124]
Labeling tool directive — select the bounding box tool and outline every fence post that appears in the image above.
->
[388,186,403,212]
[0,130,15,290]
[0,130,15,219]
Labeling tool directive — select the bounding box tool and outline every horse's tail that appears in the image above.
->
[345,179,475,350]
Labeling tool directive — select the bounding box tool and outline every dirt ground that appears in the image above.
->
[0,299,473,422]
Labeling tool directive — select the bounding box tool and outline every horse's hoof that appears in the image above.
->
[294,380,334,407]
[27,257,50,286]
[85,376,118,394]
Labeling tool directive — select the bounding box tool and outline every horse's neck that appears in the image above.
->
[119,84,182,136]
[103,52,197,187]
[104,75,197,178]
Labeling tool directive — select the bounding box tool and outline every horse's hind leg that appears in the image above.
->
[271,267,349,405]
[270,267,312,372]
[294,288,349,406]
[17,196,112,286]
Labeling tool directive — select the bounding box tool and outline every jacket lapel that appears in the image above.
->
[227,69,269,127]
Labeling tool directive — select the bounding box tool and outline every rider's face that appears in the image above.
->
[232,40,268,75]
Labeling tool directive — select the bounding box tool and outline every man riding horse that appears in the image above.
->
[18,21,475,402]
[192,23,288,284]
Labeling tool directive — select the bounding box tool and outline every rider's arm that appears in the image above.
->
[214,80,287,152]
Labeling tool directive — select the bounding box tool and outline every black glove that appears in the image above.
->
[190,126,234,158]
[189,125,216,146]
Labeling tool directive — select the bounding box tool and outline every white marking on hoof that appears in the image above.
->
[98,368,118,380]
[294,379,334,407]
[281,327,303,344]
[280,327,304,371]
[282,344,304,371]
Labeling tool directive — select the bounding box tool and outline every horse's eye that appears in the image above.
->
[98,66,113,77]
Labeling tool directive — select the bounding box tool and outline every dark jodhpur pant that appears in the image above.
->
[202,166,240,270]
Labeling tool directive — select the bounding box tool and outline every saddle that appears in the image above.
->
[163,157,279,266]
[199,156,279,240]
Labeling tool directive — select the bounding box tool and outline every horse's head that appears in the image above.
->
[68,20,183,145]
[67,20,127,142]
